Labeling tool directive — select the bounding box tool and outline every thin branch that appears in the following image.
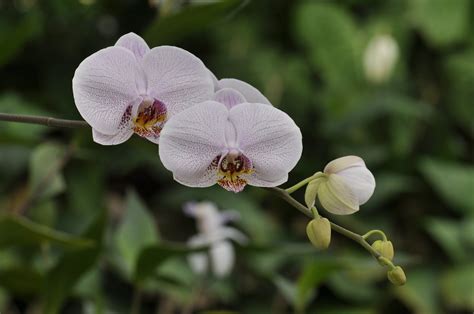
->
[0,113,89,128]
[267,187,381,260]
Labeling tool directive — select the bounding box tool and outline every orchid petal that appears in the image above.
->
[72,47,140,134]
[335,167,375,205]
[324,155,365,174]
[114,32,150,60]
[318,175,359,215]
[220,227,248,245]
[210,240,234,277]
[143,46,214,117]
[92,128,134,145]
[188,235,209,275]
[208,69,219,90]
[324,156,375,205]
[229,103,302,186]
[218,78,271,105]
[159,101,228,187]
[219,210,241,224]
[213,88,246,109]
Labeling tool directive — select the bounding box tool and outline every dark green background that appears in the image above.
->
[0,0,473,313]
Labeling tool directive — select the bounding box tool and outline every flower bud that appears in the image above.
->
[372,240,394,260]
[306,217,331,249]
[363,34,399,84]
[304,177,325,209]
[319,156,376,215]
[387,266,406,286]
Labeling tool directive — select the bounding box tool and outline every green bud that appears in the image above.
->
[306,217,331,249]
[387,266,406,286]
[372,240,394,260]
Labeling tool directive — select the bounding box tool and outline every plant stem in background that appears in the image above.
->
[0,113,89,128]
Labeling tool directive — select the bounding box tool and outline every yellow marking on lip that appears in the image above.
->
[216,154,254,193]
[133,99,167,138]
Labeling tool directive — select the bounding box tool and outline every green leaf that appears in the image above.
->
[444,49,474,134]
[0,94,49,141]
[273,276,297,306]
[294,2,361,89]
[410,0,469,47]
[0,11,42,67]
[134,242,207,283]
[0,266,43,296]
[42,210,106,314]
[419,158,474,214]
[115,190,159,277]
[144,0,247,45]
[0,145,31,190]
[393,269,441,314]
[368,173,415,208]
[328,272,379,302]
[29,142,67,200]
[0,214,93,249]
[295,261,340,312]
[425,218,467,262]
[441,265,474,310]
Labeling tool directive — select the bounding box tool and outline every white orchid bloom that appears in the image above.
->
[158,84,302,192]
[309,156,376,215]
[184,202,247,278]
[363,34,399,84]
[208,71,271,107]
[72,32,214,145]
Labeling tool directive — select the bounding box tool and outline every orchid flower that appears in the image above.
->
[306,156,376,215]
[208,71,272,107]
[158,80,303,192]
[184,202,247,277]
[72,32,214,145]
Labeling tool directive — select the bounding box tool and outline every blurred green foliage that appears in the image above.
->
[0,0,473,313]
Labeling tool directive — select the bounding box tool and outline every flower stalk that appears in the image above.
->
[0,113,89,128]
[285,172,323,194]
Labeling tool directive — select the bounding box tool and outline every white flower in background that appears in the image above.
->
[184,202,247,277]
[363,34,399,84]
[306,156,376,215]
[158,77,302,192]
[72,32,214,145]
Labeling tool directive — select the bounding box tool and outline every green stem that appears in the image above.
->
[310,206,319,218]
[378,256,396,270]
[362,229,388,241]
[268,187,381,260]
[285,172,323,194]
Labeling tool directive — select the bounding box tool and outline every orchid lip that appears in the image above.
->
[132,98,167,139]
[211,151,254,193]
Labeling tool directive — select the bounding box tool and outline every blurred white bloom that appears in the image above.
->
[363,34,399,84]
[185,202,247,277]
[307,156,376,215]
